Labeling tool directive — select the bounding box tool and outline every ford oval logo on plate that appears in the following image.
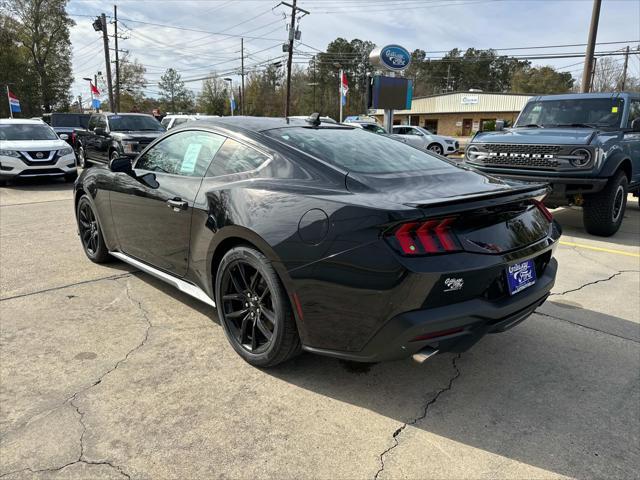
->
[379,45,411,71]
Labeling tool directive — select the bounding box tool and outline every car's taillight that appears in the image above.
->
[386,217,460,255]
[533,199,553,222]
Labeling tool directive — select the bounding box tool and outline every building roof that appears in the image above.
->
[373,91,533,115]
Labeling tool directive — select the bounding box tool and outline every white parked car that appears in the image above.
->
[0,119,77,184]
[161,114,221,130]
[391,125,459,156]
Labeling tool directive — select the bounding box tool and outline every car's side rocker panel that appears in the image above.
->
[110,251,216,307]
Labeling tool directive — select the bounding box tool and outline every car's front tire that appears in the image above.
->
[76,195,110,263]
[583,171,628,237]
[215,246,301,367]
[76,145,86,168]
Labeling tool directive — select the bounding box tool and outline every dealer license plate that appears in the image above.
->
[506,259,537,295]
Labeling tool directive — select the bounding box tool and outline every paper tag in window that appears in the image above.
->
[612,106,619,113]
[181,143,202,173]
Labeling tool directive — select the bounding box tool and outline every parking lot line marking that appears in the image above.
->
[559,241,640,258]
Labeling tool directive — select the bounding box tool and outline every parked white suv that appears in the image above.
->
[391,125,459,156]
[0,119,77,184]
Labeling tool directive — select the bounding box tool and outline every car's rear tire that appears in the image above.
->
[215,246,301,367]
[76,195,110,263]
[582,171,628,237]
[428,143,443,155]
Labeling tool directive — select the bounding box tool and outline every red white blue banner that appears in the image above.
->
[8,90,21,113]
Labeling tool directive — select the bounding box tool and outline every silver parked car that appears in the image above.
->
[391,125,459,156]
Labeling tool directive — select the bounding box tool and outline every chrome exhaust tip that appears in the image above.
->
[412,347,439,364]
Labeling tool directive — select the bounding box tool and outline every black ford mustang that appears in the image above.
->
[74,116,560,367]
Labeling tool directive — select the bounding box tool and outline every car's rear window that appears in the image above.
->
[0,124,59,141]
[51,114,90,128]
[264,127,451,173]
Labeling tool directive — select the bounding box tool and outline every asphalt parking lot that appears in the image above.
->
[0,179,638,480]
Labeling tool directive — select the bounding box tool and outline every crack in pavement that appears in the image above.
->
[0,280,153,479]
[373,354,462,480]
[550,270,639,297]
[0,271,139,302]
[534,310,640,344]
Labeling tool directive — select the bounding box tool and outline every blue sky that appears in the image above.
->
[67,0,640,103]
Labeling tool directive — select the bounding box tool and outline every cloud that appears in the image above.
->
[68,0,640,102]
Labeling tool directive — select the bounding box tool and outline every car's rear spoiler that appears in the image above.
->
[404,184,550,217]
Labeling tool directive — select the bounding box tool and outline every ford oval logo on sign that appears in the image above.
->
[370,45,411,72]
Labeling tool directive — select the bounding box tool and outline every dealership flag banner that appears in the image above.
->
[6,87,21,118]
[229,88,236,116]
[90,82,100,96]
[339,70,348,122]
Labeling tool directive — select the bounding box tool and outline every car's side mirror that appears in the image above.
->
[631,118,640,132]
[94,127,106,136]
[109,156,133,174]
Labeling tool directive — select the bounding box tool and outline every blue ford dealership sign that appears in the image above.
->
[370,44,411,72]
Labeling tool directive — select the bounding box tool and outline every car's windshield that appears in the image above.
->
[51,114,90,128]
[108,115,164,132]
[0,123,59,141]
[264,127,452,174]
[516,97,625,128]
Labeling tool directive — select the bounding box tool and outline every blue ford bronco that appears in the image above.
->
[465,92,640,236]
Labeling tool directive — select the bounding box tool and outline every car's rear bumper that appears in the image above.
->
[303,257,556,362]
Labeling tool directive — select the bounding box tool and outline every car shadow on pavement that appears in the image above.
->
[551,198,640,248]
[264,308,639,479]
[0,177,74,191]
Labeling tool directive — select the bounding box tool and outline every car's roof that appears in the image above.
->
[196,116,353,133]
[96,112,156,117]
[532,92,638,101]
[0,118,48,125]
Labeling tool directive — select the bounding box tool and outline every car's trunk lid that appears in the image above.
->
[347,168,552,254]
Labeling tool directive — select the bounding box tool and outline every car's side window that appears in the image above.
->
[206,139,269,177]
[407,128,422,136]
[136,130,225,177]
[96,116,107,131]
[88,115,97,131]
[628,100,640,127]
[393,127,406,135]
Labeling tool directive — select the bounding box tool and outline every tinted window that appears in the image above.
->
[0,123,59,141]
[516,98,625,128]
[264,127,450,174]
[161,117,171,128]
[96,116,107,130]
[136,130,225,177]
[393,127,407,134]
[108,115,164,132]
[207,139,268,177]
[174,118,189,127]
[88,115,99,130]
[628,100,640,127]
[51,114,90,128]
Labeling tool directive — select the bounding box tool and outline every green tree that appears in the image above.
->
[158,68,193,113]
[115,55,147,112]
[197,74,228,115]
[511,65,574,94]
[3,0,74,113]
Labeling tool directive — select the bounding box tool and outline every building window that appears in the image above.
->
[423,119,438,134]
[409,115,420,126]
[480,118,497,131]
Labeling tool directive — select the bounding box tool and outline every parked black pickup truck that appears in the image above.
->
[75,112,165,167]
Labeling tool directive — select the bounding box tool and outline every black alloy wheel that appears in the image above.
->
[77,196,109,263]
[216,246,300,367]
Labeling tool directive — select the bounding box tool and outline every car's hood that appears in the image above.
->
[345,163,543,208]
[473,127,596,145]
[111,131,164,141]
[0,139,69,150]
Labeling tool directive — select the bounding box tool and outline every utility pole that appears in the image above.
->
[77,95,82,113]
[241,37,245,115]
[581,0,602,93]
[99,13,115,111]
[620,45,630,90]
[114,5,120,112]
[278,0,309,117]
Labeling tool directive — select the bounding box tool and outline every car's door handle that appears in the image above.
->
[167,198,188,211]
